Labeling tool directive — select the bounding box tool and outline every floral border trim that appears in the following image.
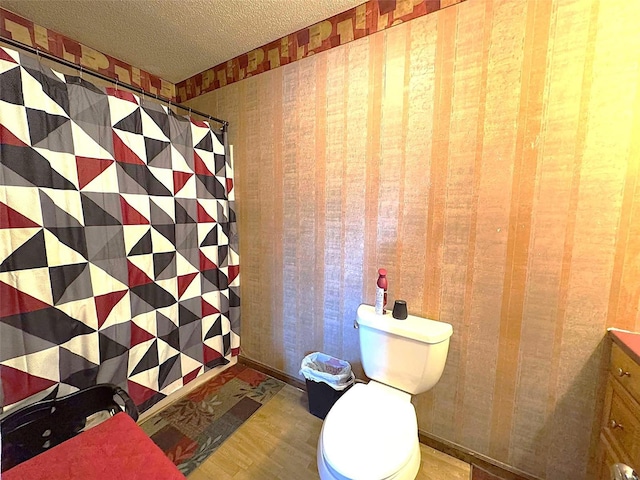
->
[175,0,465,102]
[0,8,175,100]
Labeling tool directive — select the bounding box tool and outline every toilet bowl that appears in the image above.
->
[316,304,453,480]
[317,382,421,480]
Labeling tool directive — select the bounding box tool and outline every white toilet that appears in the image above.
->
[317,304,453,480]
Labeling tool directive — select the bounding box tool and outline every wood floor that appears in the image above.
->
[188,384,470,480]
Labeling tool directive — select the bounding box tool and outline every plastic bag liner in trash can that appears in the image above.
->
[300,352,355,420]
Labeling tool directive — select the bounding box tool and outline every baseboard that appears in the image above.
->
[241,355,542,480]
[238,355,306,390]
[138,357,237,423]
[417,430,541,480]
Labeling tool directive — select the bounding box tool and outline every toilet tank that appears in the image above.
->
[356,304,452,395]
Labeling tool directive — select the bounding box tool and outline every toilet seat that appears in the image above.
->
[321,383,418,479]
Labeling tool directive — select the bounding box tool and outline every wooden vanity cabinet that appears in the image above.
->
[597,342,640,479]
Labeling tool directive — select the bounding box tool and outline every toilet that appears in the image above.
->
[317,304,453,480]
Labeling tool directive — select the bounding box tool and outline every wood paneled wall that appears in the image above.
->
[186,0,640,477]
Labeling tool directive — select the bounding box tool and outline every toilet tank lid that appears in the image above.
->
[356,304,453,344]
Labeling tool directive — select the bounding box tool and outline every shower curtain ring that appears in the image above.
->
[79,65,83,80]
[115,78,119,91]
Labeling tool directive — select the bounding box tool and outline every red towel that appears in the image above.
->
[4,413,186,480]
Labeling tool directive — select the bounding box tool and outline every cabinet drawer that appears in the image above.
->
[611,344,640,403]
[599,433,624,480]
[604,380,640,467]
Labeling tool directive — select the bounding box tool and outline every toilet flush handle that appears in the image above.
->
[353,321,359,329]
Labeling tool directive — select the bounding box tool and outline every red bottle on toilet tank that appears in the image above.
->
[375,268,387,314]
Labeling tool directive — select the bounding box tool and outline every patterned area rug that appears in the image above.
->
[140,364,285,476]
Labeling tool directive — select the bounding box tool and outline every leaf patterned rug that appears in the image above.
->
[140,364,285,476]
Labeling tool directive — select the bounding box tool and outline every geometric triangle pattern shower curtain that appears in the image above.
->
[0,46,240,414]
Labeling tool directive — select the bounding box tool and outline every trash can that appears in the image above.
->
[300,352,355,420]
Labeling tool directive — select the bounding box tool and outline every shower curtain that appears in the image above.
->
[0,46,240,413]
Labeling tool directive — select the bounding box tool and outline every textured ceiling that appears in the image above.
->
[2,0,365,83]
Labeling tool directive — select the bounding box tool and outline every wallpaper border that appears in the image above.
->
[175,0,465,102]
[0,8,175,100]
[0,1,466,104]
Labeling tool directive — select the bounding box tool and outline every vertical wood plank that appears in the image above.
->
[508,0,589,474]
[430,0,483,441]
[461,0,527,453]
[417,4,456,434]
[281,61,300,374]
[363,32,384,309]
[377,24,408,301]
[490,0,552,462]
[454,0,493,446]
[314,54,328,355]
[397,14,436,318]
[422,5,454,321]
[294,55,319,364]
[256,70,280,368]
[240,77,260,360]
[269,69,286,371]
[322,46,347,357]
[342,37,371,368]
[541,1,598,477]
[257,74,273,367]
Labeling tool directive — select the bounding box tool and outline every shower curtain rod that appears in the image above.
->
[0,36,229,131]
